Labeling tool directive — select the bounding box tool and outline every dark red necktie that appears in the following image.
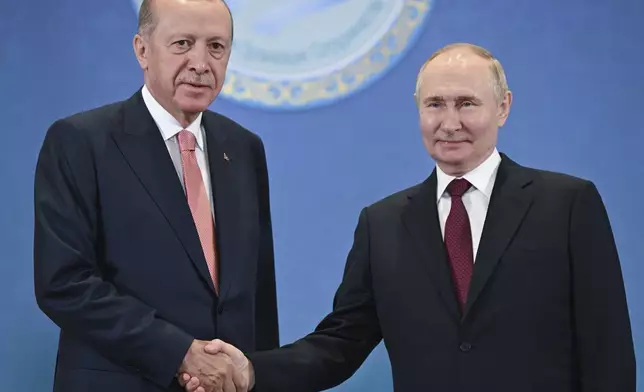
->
[444,178,473,310]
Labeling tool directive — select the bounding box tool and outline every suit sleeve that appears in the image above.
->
[569,181,636,391]
[248,207,383,392]
[252,136,280,351]
[33,119,193,388]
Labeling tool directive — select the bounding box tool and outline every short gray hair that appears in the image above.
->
[415,43,509,103]
[137,0,156,37]
[137,0,234,41]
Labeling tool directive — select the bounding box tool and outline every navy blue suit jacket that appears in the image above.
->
[34,90,279,391]
[249,155,636,392]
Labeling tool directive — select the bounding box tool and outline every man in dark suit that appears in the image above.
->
[185,43,636,392]
[33,0,279,391]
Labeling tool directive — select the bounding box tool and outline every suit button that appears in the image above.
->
[459,342,472,352]
[217,305,224,314]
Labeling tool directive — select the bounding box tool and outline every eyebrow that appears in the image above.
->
[167,33,228,43]
[422,95,481,105]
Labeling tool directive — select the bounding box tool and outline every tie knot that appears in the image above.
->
[178,129,196,152]
[447,178,471,198]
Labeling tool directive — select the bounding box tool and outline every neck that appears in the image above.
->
[174,112,199,129]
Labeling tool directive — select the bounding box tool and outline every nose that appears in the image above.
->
[187,44,210,75]
[440,106,462,132]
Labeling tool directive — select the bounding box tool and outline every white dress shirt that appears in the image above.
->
[141,85,215,218]
[436,149,501,261]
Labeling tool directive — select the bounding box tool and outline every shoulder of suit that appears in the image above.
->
[362,159,599,215]
[49,98,127,136]
[364,182,425,213]
[41,98,129,150]
[513,162,594,192]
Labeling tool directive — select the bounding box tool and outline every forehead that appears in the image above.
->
[419,51,495,98]
[154,0,231,39]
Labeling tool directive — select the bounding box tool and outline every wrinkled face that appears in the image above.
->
[416,49,512,176]
[134,0,232,126]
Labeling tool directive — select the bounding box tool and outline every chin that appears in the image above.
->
[438,142,472,157]
[176,88,215,107]
[181,104,210,113]
[435,151,472,169]
[176,98,212,114]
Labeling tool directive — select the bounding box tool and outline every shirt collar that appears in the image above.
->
[141,84,205,150]
[436,148,501,202]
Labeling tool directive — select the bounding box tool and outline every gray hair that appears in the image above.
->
[415,43,509,104]
[137,0,234,41]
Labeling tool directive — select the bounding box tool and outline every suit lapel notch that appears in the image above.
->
[202,113,239,302]
[112,90,217,293]
[464,158,534,317]
[402,174,461,322]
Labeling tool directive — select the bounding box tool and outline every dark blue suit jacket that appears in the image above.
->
[249,155,636,392]
[34,90,279,391]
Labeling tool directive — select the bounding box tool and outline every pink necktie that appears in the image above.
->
[178,130,218,292]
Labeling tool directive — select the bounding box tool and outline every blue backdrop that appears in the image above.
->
[1,0,642,390]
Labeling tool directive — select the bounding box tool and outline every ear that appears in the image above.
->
[133,34,149,70]
[497,90,513,127]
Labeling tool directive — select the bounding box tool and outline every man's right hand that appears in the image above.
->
[179,339,254,392]
[206,339,255,390]
[178,339,244,392]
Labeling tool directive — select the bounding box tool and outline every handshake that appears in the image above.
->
[177,339,254,392]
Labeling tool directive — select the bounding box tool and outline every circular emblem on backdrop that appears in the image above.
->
[131,0,433,110]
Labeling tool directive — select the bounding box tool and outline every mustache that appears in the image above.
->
[177,77,214,88]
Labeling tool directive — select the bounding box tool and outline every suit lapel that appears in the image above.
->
[111,90,216,293]
[402,173,461,322]
[463,155,534,317]
[202,113,241,303]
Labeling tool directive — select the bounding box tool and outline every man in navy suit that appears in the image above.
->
[184,43,636,392]
[33,0,279,391]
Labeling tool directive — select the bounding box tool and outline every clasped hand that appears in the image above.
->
[177,339,253,392]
